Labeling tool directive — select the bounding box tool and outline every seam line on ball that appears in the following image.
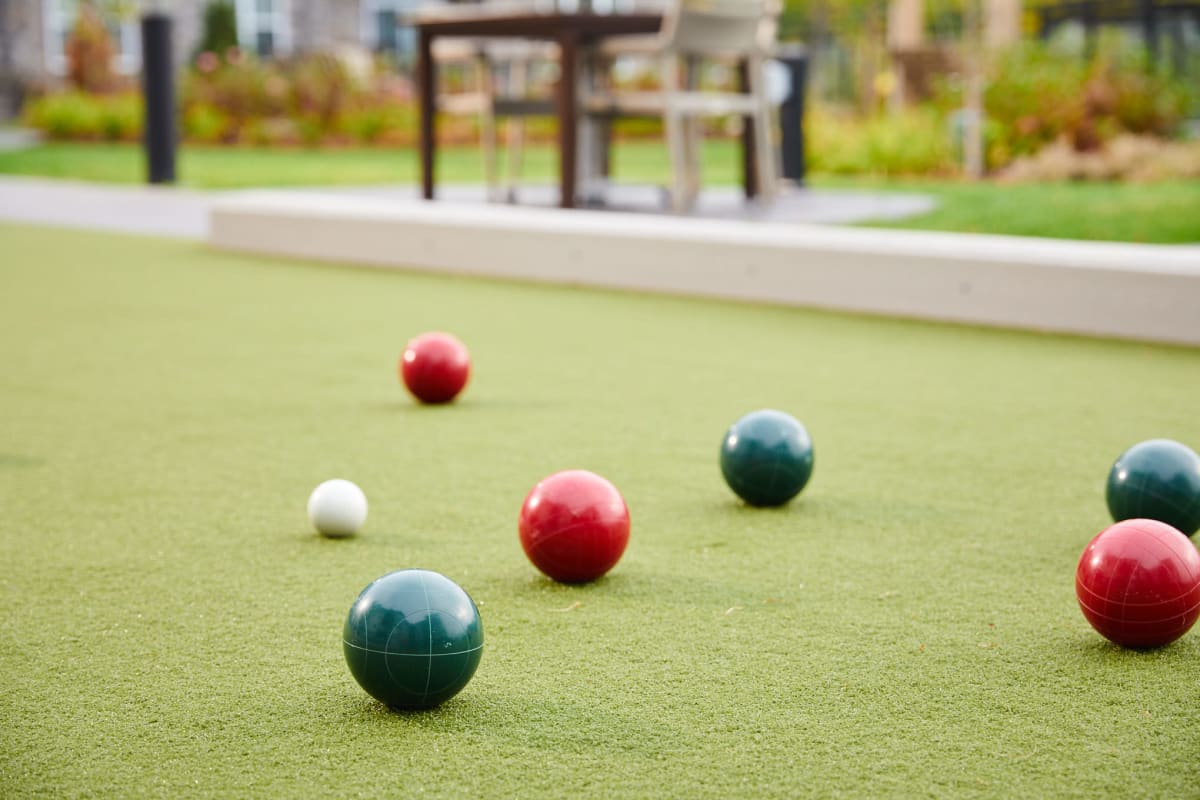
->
[342,641,484,656]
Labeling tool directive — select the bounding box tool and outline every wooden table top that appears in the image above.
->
[414,11,662,39]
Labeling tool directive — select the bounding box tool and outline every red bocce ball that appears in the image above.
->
[1075,518,1200,649]
[400,332,470,404]
[518,470,631,583]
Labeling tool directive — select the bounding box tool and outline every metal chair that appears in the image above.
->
[580,0,780,212]
[423,4,557,202]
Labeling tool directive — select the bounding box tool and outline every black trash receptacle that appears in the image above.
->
[773,44,808,186]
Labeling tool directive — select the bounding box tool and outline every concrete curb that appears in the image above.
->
[210,191,1200,346]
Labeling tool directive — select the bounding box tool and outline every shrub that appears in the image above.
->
[937,43,1192,169]
[1099,62,1191,138]
[23,90,141,141]
[287,55,355,142]
[24,92,101,139]
[96,91,142,141]
[66,2,118,94]
[807,106,957,176]
[182,103,231,144]
[185,57,273,120]
[978,45,1088,160]
[998,135,1200,183]
[180,53,367,146]
[340,105,403,145]
[240,117,302,147]
[31,49,580,150]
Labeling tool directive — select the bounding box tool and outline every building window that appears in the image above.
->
[42,0,140,76]
[362,0,425,60]
[235,0,292,58]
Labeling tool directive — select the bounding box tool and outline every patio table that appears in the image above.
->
[415,9,764,209]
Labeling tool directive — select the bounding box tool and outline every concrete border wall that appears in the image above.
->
[210,191,1200,346]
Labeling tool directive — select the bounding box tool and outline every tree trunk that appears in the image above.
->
[984,0,1022,49]
[887,0,924,49]
[963,0,985,178]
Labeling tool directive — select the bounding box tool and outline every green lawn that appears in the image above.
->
[0,139,735,188]
[0,141,1197,242]
[2,223,1200,798]
[847,177,1200,245]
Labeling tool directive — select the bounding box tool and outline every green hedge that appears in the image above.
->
[23,91,143,142]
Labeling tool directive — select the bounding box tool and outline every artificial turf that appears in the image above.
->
[1,222,1199,798]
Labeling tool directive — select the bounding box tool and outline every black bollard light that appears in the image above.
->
[141,12,176,184]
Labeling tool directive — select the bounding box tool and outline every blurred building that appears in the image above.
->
[1,1,413,77]
[0,0,649,118]
[0,0,481,118]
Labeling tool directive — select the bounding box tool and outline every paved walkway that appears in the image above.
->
[0,128,40,151]
[0,175,936,240]
[338,182,938,225]
[0,177,215,238]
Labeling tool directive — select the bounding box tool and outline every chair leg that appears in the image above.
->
[664,108,691,214]
[476,54,500,203]
[661,56,691,214]
[681,117,702,209]
[506,119,524,204]
[747,57,777,202]
[681,56,702,209]
[753,108,775,202]
[597,117,612,180]
[505,60,529,203]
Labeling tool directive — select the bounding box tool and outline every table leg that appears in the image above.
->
[418,29,436,201]
[557,31,579,210]
[598,119,612,179]
[737,59,759,200]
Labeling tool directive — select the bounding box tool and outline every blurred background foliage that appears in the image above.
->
[15,0,1200,181]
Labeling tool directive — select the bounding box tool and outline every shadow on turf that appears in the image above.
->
[506,571,658,604]
[339,686,686,756]
[1068,635,1199,662]
[697,497,827,529]
[718,501,796,515]
[296,528,441,549]
[368,398,559,415]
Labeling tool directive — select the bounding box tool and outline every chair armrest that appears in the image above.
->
[432,38,486,63]
[595,34,664,58]
[581,91,665,116]
[415,1,538,23]
[583,90,761,116]
[481,39,560,63]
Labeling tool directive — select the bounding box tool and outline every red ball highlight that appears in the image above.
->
[1075,518,1200,649]
[518,470,630,583]
[400,332,470,404]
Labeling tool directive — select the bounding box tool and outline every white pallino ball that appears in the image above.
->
[307,479,368,538]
